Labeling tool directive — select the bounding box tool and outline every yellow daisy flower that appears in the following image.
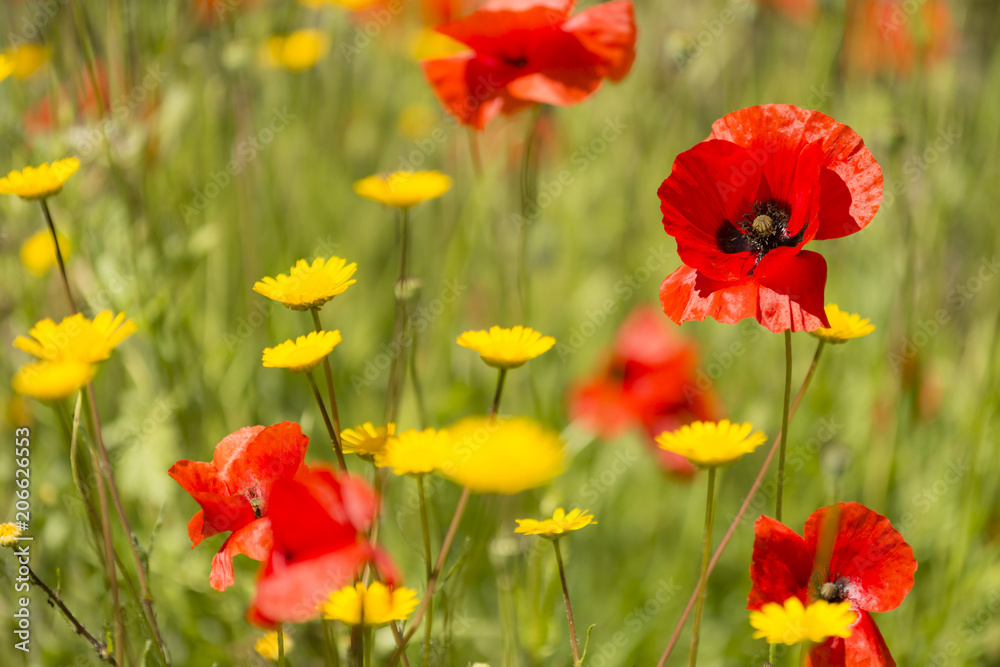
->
[262,330,342,373]
[411,29,468,61]
[13,361,95,400]
[515,508,597,539]
[1,522,24,547]
[353,170,452,208]
[0,44,50,81]
[253,256,358,311]
[13,311,136,364]
[375,428,452,476]
[20,230,71,276]
[749,597,857,646]
[655,420,767,467]
[0,158,80,200]
[442,416,564,494]
[261,30,329,71]
[810,304,876,344]
[254,630,293,661]
[320,582,419,627]
[341,422,395,459]
[456,325,556,370]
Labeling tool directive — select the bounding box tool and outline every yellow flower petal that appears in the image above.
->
[2,44,49,80]
[655,419,767,467]
[515,508,597,538]
[13,361,95,400]
[1,522,25,547]
[12,311,135,364]
[376,428,451,476]
[441,416,564,494]
[253,256,358,311]
[262,330,342,373]
[749,598,857,645]
[0,158,80,200]
[320,582,419,626]
[20,230,71,276]
[261,30,329,71]
[254,630,293,661]
[809,304,876,344]
[341,422,396,458]
[353,170,452,208]
[456,325,555,369]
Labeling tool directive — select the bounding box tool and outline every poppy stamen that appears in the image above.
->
[717,200,804,275]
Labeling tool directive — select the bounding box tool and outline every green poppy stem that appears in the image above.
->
[490,368,508,419]
[516,105,543,319]
[688,467,717,667]
[311,308,347,470]
[553,539,581,665]
[323,620,341,667]
[277,624,285,667]
[307,372,348,470]
[775,330,793,522]
[417,476,434,667]
[385,207,411,425]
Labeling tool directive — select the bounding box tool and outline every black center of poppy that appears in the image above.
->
[716,200,804,275]
[246,485,264,519]
[819,576,850,603]
[501,54,529,68]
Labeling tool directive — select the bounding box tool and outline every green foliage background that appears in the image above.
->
[1,0,999,665]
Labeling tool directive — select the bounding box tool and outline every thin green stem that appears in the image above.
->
[516,106,543,318]
[277,624,285,667]
[307,373,349,470]
[351,624,363,667]
[27,565,114,664]
[311,308,347,470]
[775,330,793,522]
[688,467,717,667]
[553,540,581,666]
[385,207,411,424]
[364,627,374,667]
[39,199,75,313]
[490,368,508,419]
[417,476,434,667]
[323,620,342,667]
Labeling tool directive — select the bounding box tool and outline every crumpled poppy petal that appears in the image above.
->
[807,609,895,667]
[660,265,762,328]
[184,490,256,542]
[748,515,813,611]
[804,503,916,613]
[562,0,636,80]
[209,517,273,592]
[754,248,830,330]
[214,422,309,505]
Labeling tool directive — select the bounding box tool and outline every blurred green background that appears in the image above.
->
[1,0,999,664]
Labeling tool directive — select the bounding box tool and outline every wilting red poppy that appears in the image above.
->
[754,0,819,25]
[248,465,398,625]
[843,0,954,76]
[421,0,636,129]
[658,104,883,333]
[749,502,917,666]
[568,306,720,475]
[168,422,309,591]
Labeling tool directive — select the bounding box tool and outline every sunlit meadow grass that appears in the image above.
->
[1,0,999,665]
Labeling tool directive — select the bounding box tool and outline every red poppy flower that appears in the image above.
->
[749,502,917,666]
[754,0,819,25]
[248,465,398,625]
[421,0,636,129]
[658,104,883,333]
[168,422,309,591]
[568,306,720,476]
[843,0,954,76]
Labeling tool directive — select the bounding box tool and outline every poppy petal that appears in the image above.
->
[437,2,571,49]
[804,503,916,613]
[807,609,895,667]
[754,248,830,330]
[569,376,639,439]
[185,490,256,542]
[421,54,505,130]
[215,422,309,503]
[748,515,813,610]
[268,472,359,559]
[562,0,636,80]
[506,70,602,106]
[659,265,761,328]
[209,518,273,592]
[709,104,882,241]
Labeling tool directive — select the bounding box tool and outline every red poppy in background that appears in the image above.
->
[749,502,917,666]
[421,0,636,129]
[168,422,309,591]
[844,0,954,76]
[658,104,883,333]
[754,0,819,25]
[248,465,398,626]
[568,306,720,476]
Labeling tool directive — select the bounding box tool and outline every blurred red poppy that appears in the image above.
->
[844,0,954,75]
[568,306,720,475]
[658,104,883,333]
[755,0,818,24]
[421,0,636,129]
[168,422,309,591]
[749,502,917,666]
[248,465,398,625]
